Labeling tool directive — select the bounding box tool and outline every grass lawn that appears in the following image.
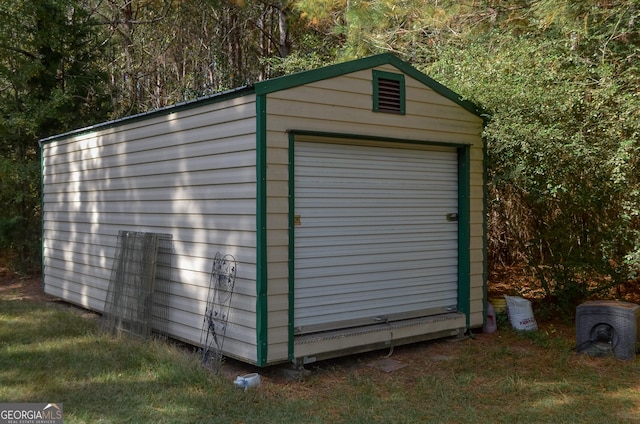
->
[2,287,640,423]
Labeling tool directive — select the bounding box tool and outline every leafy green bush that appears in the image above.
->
[424,13,639,307]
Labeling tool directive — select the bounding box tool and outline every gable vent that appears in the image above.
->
[377,78,402,113]
[373,70,405,115]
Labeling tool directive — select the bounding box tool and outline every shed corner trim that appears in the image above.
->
[256,93,269,366]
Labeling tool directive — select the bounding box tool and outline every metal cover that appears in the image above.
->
[294,141,459,334]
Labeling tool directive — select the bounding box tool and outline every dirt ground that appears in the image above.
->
[0,268,51,302]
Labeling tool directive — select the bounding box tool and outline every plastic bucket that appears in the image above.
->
[489,297,507,313]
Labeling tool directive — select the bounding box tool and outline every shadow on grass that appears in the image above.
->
[0,298,267,423]
[2,297,640,423]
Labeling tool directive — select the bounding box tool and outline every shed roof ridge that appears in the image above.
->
[40,53,484,145]
[255,53,483,118]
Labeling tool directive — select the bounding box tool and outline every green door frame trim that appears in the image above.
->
[287,132,297,362]
[256,94,269,366]
[287,130,472,361]
[458,145,472,329]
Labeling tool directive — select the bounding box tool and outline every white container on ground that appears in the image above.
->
[234,373,261,390]
[483,302,497,333]
[504,295,538,331]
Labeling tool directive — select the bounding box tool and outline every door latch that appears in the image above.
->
[446,213,459,222]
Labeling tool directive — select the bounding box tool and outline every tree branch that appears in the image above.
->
[0,44,38,60]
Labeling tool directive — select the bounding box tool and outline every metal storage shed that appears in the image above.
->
[41,53,485,367]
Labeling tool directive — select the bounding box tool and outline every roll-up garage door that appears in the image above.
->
[294,141,459,335]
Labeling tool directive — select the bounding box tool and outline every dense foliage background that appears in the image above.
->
[1,0,638,312]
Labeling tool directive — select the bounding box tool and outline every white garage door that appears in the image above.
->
[294,141,459,334]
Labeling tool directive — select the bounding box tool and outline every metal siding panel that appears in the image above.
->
[41,100,259,363]
[44,150,256,183]
[294,142,459,333]
[43,221,257,247]
[269,97,480,136]
[43,129,257,169]
[44,198,256,215]
[45,167,255,191]
[44,97,256,158]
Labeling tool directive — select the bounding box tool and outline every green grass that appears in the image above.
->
[2,296,640,423]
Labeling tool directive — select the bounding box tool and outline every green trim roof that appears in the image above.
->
[255,53,483,118]
[40,53,483,145]
[39,85,256,145]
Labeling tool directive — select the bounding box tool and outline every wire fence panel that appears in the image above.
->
[101,231,173,340]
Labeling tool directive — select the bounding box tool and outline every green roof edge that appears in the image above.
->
[255,53,484,119]
[39,85,256,145]
[40,53,484,146]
